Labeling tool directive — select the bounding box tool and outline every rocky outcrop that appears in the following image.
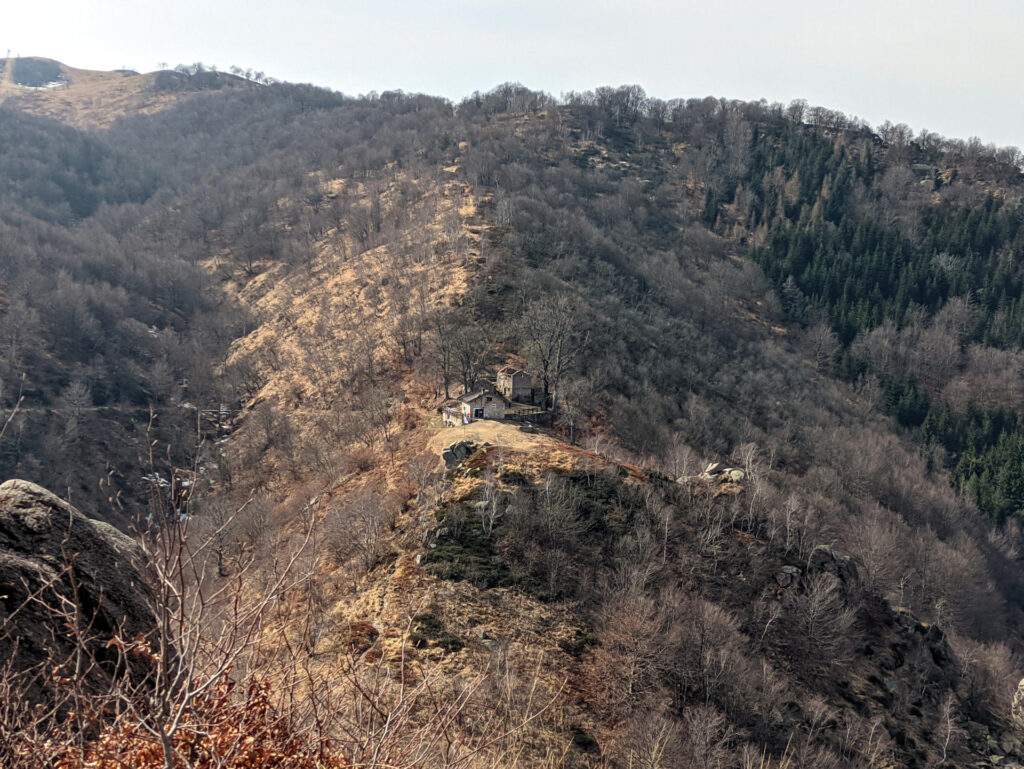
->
[676,462,747,498]
[704,462,743,480]
[0,479,157,705]
[443,440,478,468]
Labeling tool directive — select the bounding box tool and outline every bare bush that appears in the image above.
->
[325,483,396,573]
[679,704,734,769]
[782,573,856,668]
[949,632,1022,724]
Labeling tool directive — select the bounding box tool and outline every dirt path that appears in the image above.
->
[427,418,653,483]
[427,419,562,457]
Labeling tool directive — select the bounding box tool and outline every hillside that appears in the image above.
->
[1,69,1024,768]
[0,57,176,129]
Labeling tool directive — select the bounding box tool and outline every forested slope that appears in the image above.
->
[436,88,1024,764]
[0,79,455,520]
[456,88,1024,630]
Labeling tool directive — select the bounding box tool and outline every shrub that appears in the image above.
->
[343,446,377,474]
[419,503,511,589]
[409,612,464,654]
[11,59,63,87]
[52,677,348,769]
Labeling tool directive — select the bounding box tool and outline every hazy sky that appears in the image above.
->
[6,0,1024,148]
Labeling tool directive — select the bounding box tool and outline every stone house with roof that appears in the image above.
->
[496,366,534,403]
[459,388,506,422]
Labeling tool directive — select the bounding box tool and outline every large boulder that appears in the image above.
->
[807,543,859,584]
[444,441,477,468]
[0,479,157,705]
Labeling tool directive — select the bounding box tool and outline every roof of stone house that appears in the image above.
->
[500,366,532,378]
[459,390,509,405]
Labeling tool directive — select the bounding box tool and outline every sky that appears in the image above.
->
[5,0,1024,148]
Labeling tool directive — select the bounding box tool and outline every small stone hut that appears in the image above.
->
[496,366,534,403]
[459,389,506,421]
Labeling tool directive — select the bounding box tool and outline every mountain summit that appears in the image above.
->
[0,56,245,128]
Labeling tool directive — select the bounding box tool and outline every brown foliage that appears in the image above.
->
[53,677,348,769]
[342,445,377,474]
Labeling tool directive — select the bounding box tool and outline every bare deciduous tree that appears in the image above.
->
[515,293,587,412]
[805,321,840,372]
[784,572,855,667]
[326,483,395,574]
[427,310,459,399]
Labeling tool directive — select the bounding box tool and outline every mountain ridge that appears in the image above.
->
[0,56,247,129]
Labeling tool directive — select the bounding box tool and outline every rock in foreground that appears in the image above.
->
[0,479,157,705]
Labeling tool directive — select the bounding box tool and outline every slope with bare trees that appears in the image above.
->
[3,69,1024,768]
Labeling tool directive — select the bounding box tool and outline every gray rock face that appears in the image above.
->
[0,479,157,704]
[807,543,859,584]
[775,565,801,588]
[444,441,477,468]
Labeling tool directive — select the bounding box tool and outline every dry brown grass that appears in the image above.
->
[0,58,188,129]
[183,145,604,766]
[224,175,472,410]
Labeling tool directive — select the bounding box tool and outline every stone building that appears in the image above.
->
[496,366,534,403]
[459,389,506,421]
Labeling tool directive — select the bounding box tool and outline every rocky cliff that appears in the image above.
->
[0,480,157,706]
